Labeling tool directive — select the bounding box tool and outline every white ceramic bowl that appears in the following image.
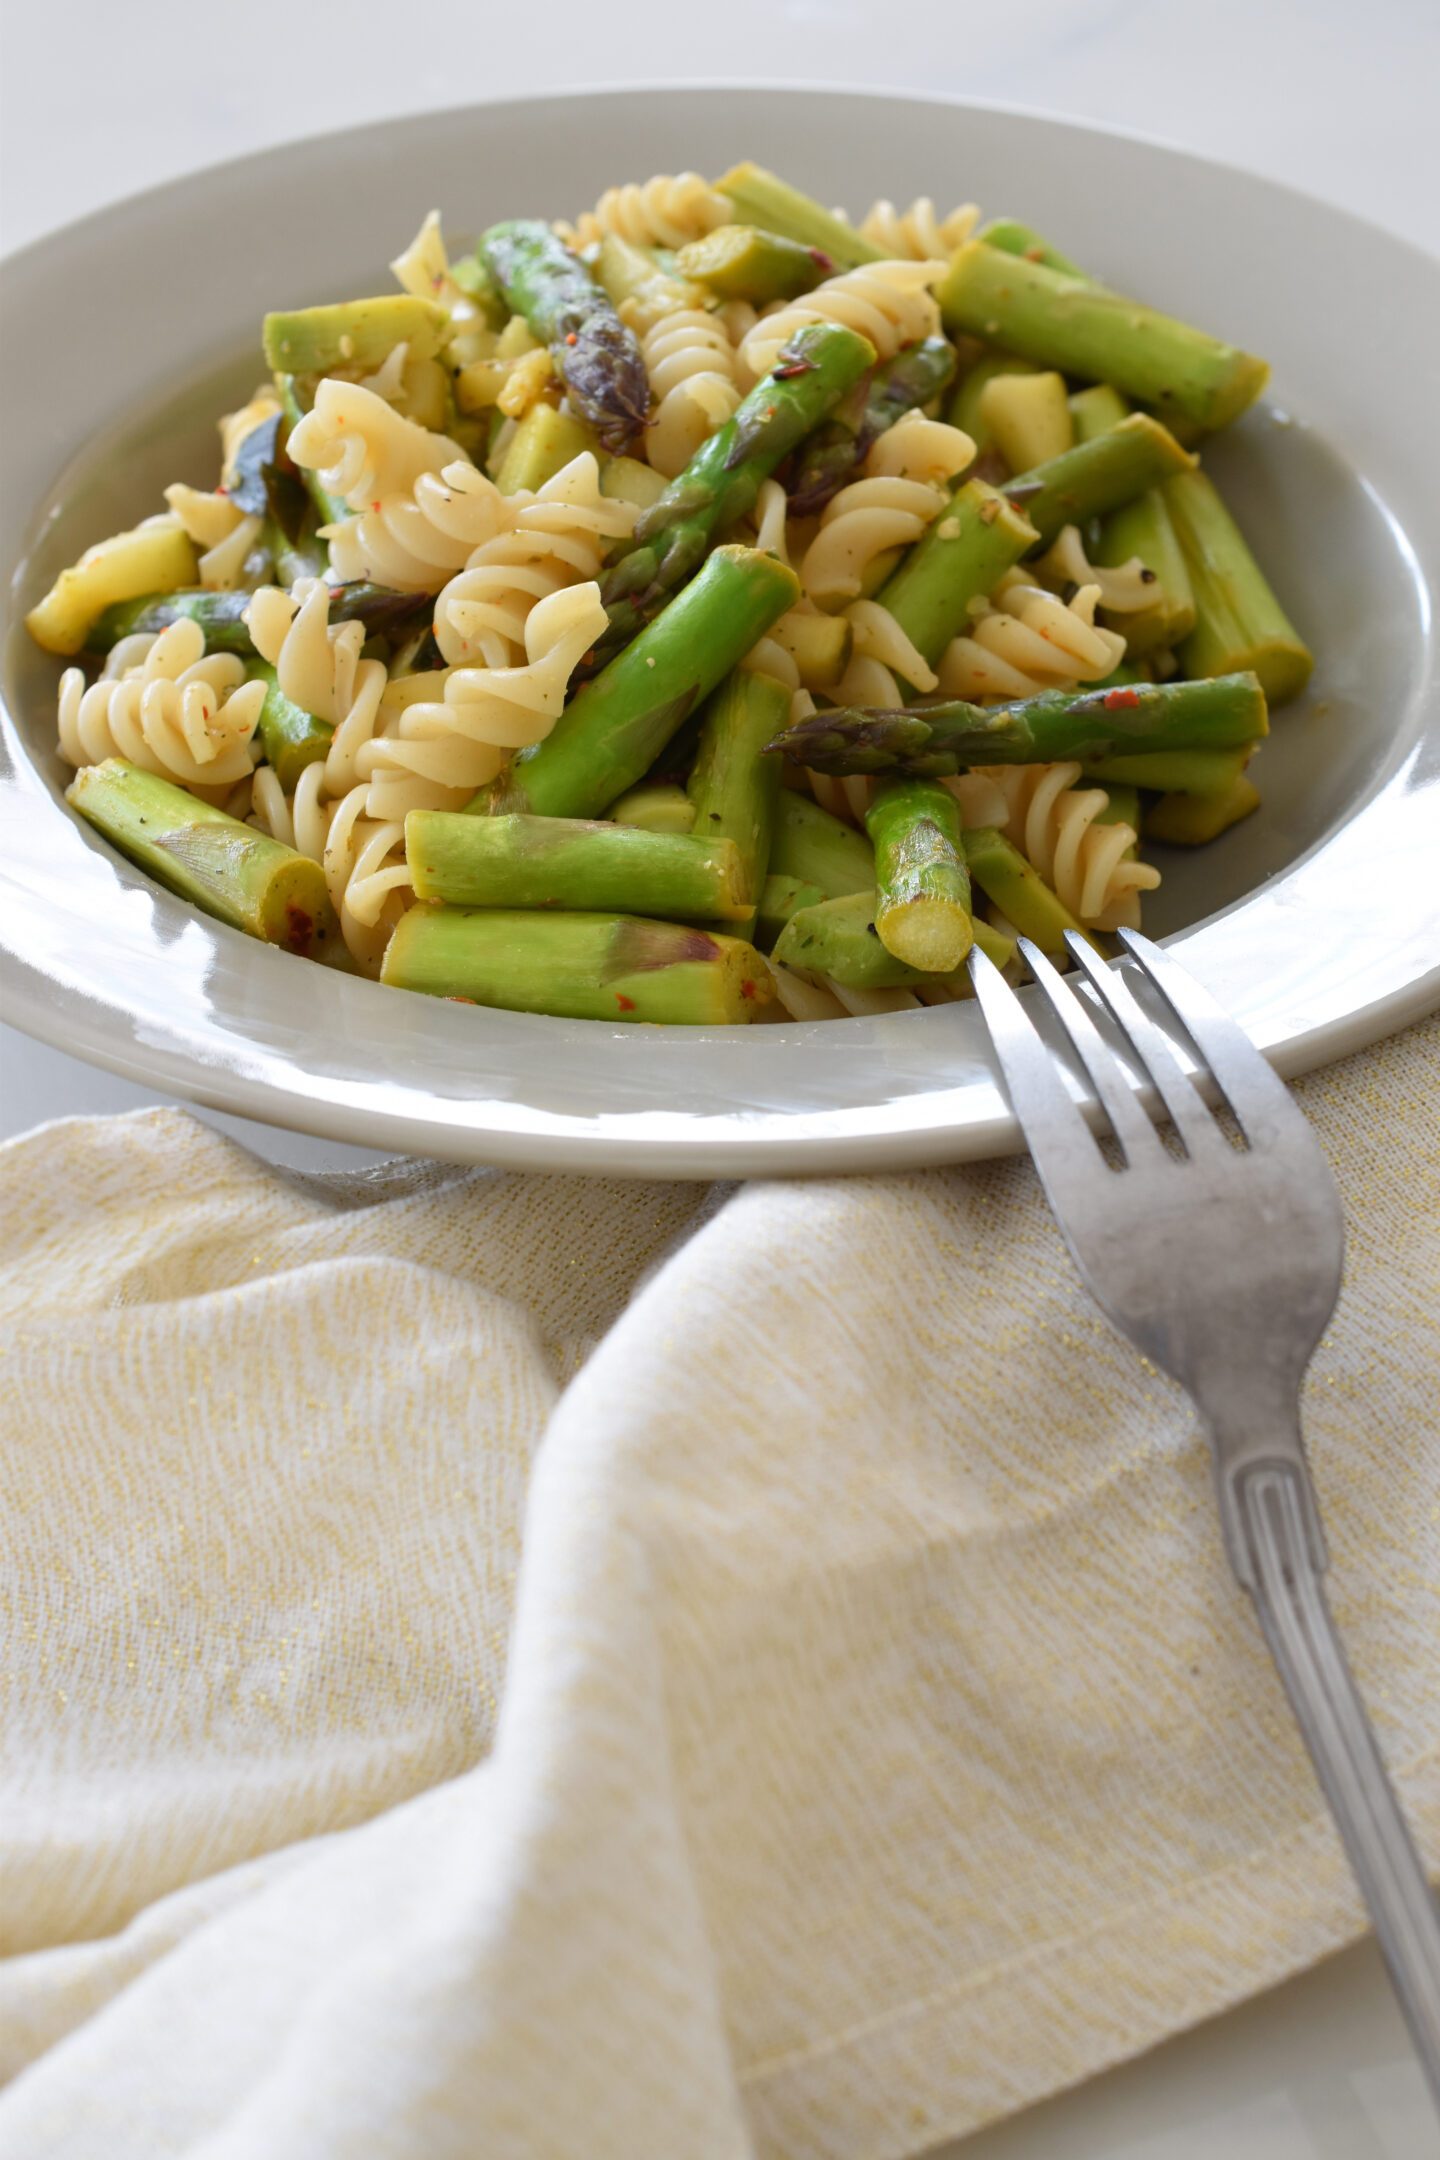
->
[3,89,1437,1175]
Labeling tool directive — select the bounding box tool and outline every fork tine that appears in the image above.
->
[1015,937,1164,1166]
[1063,931,1223,1157]
[967,946,1109,1214]
[1115,930,1322,1160]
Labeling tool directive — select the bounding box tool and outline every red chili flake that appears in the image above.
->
[615,993,636,1011]
[741,979,756,1000]
[447,995,478,1005]
[216,484,229,497]
[566,332,579,346]
[1104,687,1141,710]
[372,501,381,513]
[1023,244,1044,262]
[771,360,815,380]
[808,248,835,273]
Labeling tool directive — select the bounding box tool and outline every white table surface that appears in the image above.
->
[2,5,1437,2151]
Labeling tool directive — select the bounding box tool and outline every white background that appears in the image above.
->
[2,6,1438,2150]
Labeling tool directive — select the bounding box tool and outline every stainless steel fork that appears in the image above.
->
[968,926,1440,2101]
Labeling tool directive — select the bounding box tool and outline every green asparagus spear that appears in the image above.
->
[263,296,450,375]
[865,778,972,971]
[686,669,790,922]
[1064,386,1197,652]
[946,351,1042,460]
[607,781,697,833]
[874,479,1039,678]
[66,758,336,955]
[770,789,875,897]
[597,320,875,655]
[1144,773,1260,844]
[676,224,829,303]
[274,375,350,528]
[976,219,1087,278]
[1164,469,1313,705]
[480,220,650,454]
[473,545,799,821]
[788,336,958,516]
[1080,746,1254,793]
[712,162,882,268]
[1003,414,1195,550]
[768,672,1269,776]
[939,243,1269,435]
[756,871,826,950]
[84,582,433,660]
[962,827,1093,955]
[405,810,749,919]
[593,235,703,325]
[246,661,333,792]
[381,905,774,1023]
[771,890,990,990]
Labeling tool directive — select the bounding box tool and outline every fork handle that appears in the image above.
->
[1238,1460,1440,2103]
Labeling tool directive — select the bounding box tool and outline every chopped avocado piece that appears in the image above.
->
[493,402,599,495]
[25,518,200,656]
[675,224,827,304]
[262,296,451,375]
[962,826,1096,954]
[1144,773,1261,845]
[607,782,697,834]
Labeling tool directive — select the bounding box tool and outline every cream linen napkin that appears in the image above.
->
[1,1014,1436,2160]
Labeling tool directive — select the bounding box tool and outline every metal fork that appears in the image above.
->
[967,926,1440,2101]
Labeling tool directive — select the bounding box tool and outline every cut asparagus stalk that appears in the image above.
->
[770,789,875,898]
[769,672,1269,775]
[789,336,958,516]
[405,809,749,919]
[1144,773,1261,844]
[608,782,697,834]
[481,220,651,454]
[493,404,599,496]
[976,219,1088,278]
[247,661,333,791]
[768,610,853,691]
[594,235,703,326]
[675,224,829,303]
[875,479,1038,680]
[598,320,875,656]
[66,758,335,955]
[962,827,1093,955]
[274,374,350,528]
[263,296,449,374]
[1003,413,1195,550]
[85,582,433,660]
[1164,469,1314,705]
[772,889,990,990]
[712,162,882,268]
[380,905,773,1023]
[27,520,200,657]
[756,871,826,950]
[946,350,1042,458]
[1068,383,1132,443]
[938,242,1269,434]
[1080,745,1254,793]
[865,779,972,971]
[686,669,790,922]
[474,545,799,821]
[1094,489,1197,655]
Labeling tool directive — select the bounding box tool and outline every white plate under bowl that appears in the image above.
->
[2,89,1437,1176]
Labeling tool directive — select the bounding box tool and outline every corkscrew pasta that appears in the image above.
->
[35,159,1318,1027]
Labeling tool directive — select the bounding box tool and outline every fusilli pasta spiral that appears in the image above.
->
[859,197,980,260]
[640,309,743,478]
[937,571,1128,701]
[286,378,465,523]
[57,620,264,793]
[979,761,1161,930]
[556,173,730,252]
[1033,523,1159,615]
[432,453,636,669]
[739,261,945,381]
